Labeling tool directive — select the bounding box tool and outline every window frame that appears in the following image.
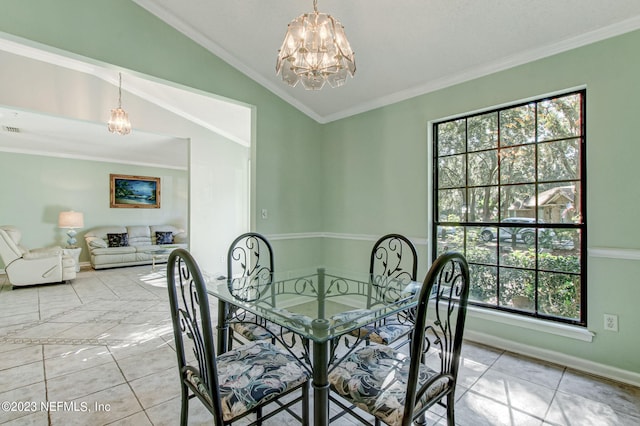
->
[432,89,587,326]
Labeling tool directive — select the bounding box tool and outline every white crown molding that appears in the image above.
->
[464,329,640,388]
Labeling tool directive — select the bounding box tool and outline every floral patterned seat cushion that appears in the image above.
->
[185,341,310,422]
[351,323,412,345]
[232,317,279,341]
[329,344,451,426]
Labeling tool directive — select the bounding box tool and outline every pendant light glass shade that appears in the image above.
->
[276,0,356,90]
[108,73,132,135]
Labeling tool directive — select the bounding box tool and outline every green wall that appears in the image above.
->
[0,152,187,266]
[1,1,638,376]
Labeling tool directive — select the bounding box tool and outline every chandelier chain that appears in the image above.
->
[118,73,123,108]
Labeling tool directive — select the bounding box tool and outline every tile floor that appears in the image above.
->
[1,265,639,425]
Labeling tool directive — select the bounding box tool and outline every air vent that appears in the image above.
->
[2,126,20,133]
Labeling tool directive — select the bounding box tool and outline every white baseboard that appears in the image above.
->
[464,329,640,388]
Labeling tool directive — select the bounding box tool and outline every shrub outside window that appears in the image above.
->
[433,90,586,326]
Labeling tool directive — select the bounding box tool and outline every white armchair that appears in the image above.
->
[0,225,76,287]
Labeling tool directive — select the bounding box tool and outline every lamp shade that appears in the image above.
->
[58,211,84,229]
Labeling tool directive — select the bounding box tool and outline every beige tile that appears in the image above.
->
[107,336,174,361]
[46,309,108,323]
[44,345,113,378]
[423,349,488,389]
[116,345,177,381]
[546,391,640,426]
[105,411,153,425]
[145,396,212,426]
[0,381,46,423]
[558,369,640,418]
[0,342,32,354]
[119,310,171,325]
[46,361,125,401]
[470,369,555,419]
[49,383,143,426]
[0,345,42,370]
[1,410,49,425]
[10,322,77,339]
[0,312,41,328]
[492,351,564,389]
[44,344,104,359]
[454,389,544,426]
[129,366,181,408]
[0,361,44,393]
[53,321,119,340]
[97,322,173,342]
[461,340,504,365]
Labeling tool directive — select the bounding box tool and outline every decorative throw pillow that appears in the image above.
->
[87,237,108,249]
[156,231,174,245]
[107,233,129,247]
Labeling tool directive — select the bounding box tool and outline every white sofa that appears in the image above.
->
[0,225,76,287]
[84,225,188,269]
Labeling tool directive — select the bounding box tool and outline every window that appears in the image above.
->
[433,90,586,325]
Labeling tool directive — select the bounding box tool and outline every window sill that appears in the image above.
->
[467,306,594,342]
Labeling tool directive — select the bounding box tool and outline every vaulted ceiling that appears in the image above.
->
[133,0,640,123]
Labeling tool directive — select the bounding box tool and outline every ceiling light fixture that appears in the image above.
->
[276,0,356,90]
[108,72,132,135]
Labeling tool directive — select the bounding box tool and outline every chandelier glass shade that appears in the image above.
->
[276,0,356,90]
[108,73,132,135]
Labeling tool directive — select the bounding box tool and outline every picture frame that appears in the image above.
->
[110,174,161,208]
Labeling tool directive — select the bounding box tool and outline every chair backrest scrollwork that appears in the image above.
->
[227,232,274,302]
[370,233,418,283]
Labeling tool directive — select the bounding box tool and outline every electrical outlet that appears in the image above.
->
[603,314,618,332]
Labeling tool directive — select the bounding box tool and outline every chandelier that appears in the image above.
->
[107,72,132,135]
[276,0,356,90]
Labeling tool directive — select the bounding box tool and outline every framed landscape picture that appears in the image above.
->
[110,174,161,208]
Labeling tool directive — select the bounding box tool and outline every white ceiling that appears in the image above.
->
[133,0,640,123]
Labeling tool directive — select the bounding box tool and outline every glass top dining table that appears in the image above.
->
[205,267,422,426]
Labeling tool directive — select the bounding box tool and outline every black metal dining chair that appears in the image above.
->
[329,251,470,426]
[226,232,283,348]
[353,233,418,346]
[166,248,310,425]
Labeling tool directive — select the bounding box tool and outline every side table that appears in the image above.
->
[63,247,82,272]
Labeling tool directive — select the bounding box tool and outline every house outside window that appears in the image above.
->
[433,90,586,325]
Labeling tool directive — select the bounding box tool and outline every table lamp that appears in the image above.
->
[58,211,84,248]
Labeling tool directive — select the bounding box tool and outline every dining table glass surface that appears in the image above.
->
[204,267,422,342]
